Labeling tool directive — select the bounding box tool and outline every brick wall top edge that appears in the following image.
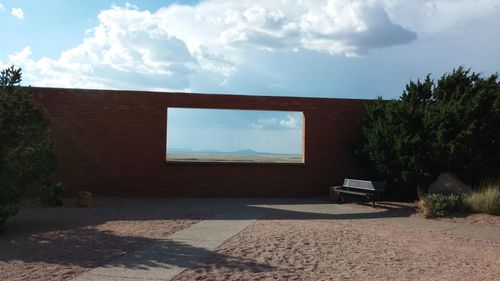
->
[29,86,374,104]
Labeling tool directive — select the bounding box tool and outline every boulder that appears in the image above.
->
[76,191,93,207]
[428,173,472,195]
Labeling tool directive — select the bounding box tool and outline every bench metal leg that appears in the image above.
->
[372,192,381,208]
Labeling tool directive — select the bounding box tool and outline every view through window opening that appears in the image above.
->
[166,107,304,163]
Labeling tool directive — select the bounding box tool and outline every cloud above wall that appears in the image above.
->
[11,7,24,19]
[176,0,417,56]
[3,0,418,91]
[382,0,500,34]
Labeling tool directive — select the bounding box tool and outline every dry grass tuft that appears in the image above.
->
[465,180,500,215]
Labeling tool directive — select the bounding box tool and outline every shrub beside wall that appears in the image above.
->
[418,193,465,218]
[356,67,500,197]
[417,179,500,218]
[0,66,57,231]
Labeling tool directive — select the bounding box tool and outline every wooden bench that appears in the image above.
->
[331,179,385,207]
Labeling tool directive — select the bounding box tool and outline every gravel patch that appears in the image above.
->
[435,213,500,226]
[0,198,204,281]
[346,201,500,226]
[2,198,498,281]
[176,213,500,281]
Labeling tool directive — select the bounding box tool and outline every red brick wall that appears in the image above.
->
[32,87,370,197]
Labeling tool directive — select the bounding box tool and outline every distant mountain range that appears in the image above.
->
[167,147,299,156]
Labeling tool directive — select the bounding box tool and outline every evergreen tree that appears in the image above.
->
[0,66,57,231]
[356,67,500,197]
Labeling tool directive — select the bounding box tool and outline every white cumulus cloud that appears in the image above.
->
[3,1,419,90]
[11,7,24,19]
[279,113,301,129]
[383,0,500,34]
[251,117,279,129]
[7,6,198,90]
[159,0,416,57]
[251,113,302,129]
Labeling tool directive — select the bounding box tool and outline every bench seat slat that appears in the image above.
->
[334,188,374,197]
[331,179,385,208]
[344,179,385,191]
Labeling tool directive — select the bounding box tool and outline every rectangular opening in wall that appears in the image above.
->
[166,108,304,163]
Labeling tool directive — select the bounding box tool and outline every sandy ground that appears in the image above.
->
[1,198,499,281]
[176,207,500,281]
[347,201,500,226]
[435,213,500,226]
[0,198,203,281]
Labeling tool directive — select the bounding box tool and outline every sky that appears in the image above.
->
[167,109,303,154]
[1,0,499,154]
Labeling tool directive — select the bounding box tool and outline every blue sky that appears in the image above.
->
[1,0,499,154]
[167,109,303,154]
[1,0,499,98]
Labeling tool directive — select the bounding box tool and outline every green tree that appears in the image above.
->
[0,66,57,231]
[356,67,500,198]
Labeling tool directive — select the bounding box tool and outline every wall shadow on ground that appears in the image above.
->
[0,197,415,278]
[3,197,415,237]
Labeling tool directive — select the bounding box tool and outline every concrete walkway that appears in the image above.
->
[71,212,265,281]
[69,198,500,281]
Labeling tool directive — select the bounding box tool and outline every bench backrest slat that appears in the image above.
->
[343,179,385,192]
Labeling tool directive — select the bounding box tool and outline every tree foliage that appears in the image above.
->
[0,66,57,231]
[356,67,500,197]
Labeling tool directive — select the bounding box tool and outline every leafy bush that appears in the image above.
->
[465,180,500,215]
[356,67,500,197]
[418,193,466,218]
[0,66,57,231]
[39,182,65,207]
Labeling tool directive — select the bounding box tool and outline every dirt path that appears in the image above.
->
[2,198,498,281]
[176,207,500,281]
[0,199,204,281]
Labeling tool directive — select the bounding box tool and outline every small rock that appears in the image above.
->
[428,173,472,194]
[76,191,93,207]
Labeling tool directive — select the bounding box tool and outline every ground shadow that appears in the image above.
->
[99,239,274,273]
[0,197,415,280]
[0,226,273,275]
[2,197,416,238]
[261,206,415,221]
